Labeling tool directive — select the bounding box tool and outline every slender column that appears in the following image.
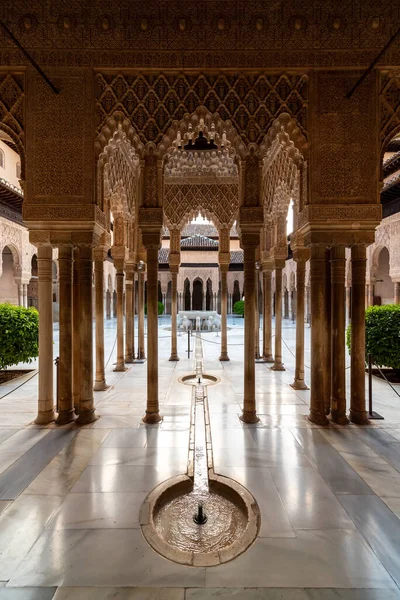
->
[190,289,193,310]
[255,267,260,359]
[169,269,179,361]
[17,282,23,306]
[162,292,167,313]
[137,267,146,360]
[106,290,111,319]
[271,266,285,371]
[72,248,80,413]
[262,269,274,361]
[94,250,109,390]
[308,245,329,425]
[291,259,308,389]
[324,250,332,415]
[240,242,259,424]
[35,246,55,424]
[284,290,289,319]
[395,282,400,304]
[350,245,369,424]
[219,266,230,361]
[56,246,75,424]
[76,246,97,424]
[125,265,135,364]
[114,263,126,371]
[368,282,374,307]
[202,291,206,311]
[346,287,351,322]
[330,245,349,424]
[23,283,28,307]
[113,291,117,318]
[143,244,162,424]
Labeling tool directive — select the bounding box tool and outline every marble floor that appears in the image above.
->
[1,316,400,599]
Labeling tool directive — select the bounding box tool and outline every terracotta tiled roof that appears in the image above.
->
[163,223,239,238]
[181,234,219,250]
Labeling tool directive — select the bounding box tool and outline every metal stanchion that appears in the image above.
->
[54,356,59,413]
[368,353,384,420]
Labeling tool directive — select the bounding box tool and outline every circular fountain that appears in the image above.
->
[140,335,260,567]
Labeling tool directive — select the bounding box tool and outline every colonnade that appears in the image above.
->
[34,240,372,430]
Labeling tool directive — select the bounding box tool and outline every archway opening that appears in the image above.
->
[192,279,203,311]
[0,246,18,304]
[374,247,393,305]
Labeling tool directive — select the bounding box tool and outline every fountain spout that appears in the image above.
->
[193,502,207,525]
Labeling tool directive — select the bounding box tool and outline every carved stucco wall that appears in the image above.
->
[367,212,400,283]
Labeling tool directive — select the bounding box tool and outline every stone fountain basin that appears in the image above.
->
[140,470,260,567]
[179,374,219,386]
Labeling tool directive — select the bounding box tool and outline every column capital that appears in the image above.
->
[169,251,181,269]
[218,252,230,267]
[219,263,229,274]
[240,232,260,249]
[274,259,286,271]
[93,246,109,262]
[292,247,310,263]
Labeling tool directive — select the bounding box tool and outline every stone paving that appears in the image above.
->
[0,316,400,598]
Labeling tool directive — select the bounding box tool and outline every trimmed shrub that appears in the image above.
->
[233,300,245,317]
[144,301,164,316]
[346,304,400,371]
[0,303,39,369]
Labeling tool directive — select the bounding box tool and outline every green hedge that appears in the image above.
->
[144,301,164,316]
[233,300,245,317]
[0,303,39,369]
[346,304,400,371]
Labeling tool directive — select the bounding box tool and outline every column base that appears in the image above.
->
[125,355,135,364]
[55,409,76,425]
[263,354,274,363]
[270,362,286,371]
[219,354,230,362]
[34,409,56,425]
[307,409,329,426]
[290,379,309,390]
[93,380,110,392]
[143,411,163,424]
[239,410,260,424]
[349,409,370,425]
[76,409,98,425]
[113,363,127,372]
[169,354,180,361]
[329,410,350,425]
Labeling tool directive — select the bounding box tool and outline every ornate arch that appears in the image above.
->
[0,73,25,180]
[95,72,308,150]
[379,70,400,160]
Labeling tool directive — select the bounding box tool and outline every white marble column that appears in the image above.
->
[262,269,274,362]
[35,245,55,424]
[350,245,369,424]
[137,267,146,360]
[240,239,259,424]
[72,248,80,414]
[169,269,179,361]
[125,265,135,364]
[219,266,229,361]
[143,242,162,424]
[271,265,285,371]
[94,249,109,390]
[23,283,28,307]
[395,282,400,304]
[114,262,126,372]
[330,245,348,424]
[76,246,97,425]
[308,245,329,426]
[291,258,308,390]
[56,245,75,424]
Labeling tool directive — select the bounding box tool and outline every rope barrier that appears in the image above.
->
[372,363,400,399]
[0,370,38,401]
[104,334,117,368]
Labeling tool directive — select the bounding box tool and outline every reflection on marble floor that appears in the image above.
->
[1,317,400,596]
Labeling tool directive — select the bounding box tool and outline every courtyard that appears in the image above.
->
[0,318,400,598]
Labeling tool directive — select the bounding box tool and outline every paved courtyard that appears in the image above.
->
[0,317,400,599]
